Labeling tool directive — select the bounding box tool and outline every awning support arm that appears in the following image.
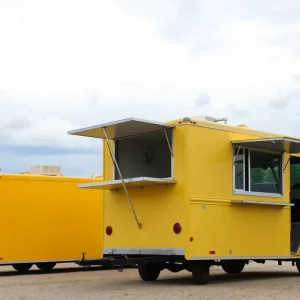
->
[164,128,173,156]
[102,127,142,229]
[284,153,291,172]
[233,145,242,165]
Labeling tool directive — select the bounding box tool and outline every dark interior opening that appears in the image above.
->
[290,156,300,253]
[114,129,173,180]
[290,156,300,223]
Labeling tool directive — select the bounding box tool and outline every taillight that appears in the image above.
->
[106,226,113,235]
[173,223,181,234]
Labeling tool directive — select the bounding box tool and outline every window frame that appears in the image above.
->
[232,145,284,198]
[232,146,246,192]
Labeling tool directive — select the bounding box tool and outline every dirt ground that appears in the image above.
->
[1,261,300,300]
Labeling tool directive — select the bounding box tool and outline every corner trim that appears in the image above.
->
[189,255,292,260]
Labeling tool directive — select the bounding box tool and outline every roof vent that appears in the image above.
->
[30,165,62,176]
[182,117,191,122]
[192,116,228,124]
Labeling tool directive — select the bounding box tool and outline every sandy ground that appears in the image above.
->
[0,261,300,300]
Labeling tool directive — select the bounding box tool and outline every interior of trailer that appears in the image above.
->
[290,156,300,253]
[114,129,173,180]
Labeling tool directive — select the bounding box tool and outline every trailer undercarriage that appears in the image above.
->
[76,253,300,285]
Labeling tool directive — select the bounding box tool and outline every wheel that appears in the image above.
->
[221,260,245,274]
[36,262,56,271]
[138,263,161,281]
[12,263,33,273]
[191,262,210,285]
[295,260,300,273]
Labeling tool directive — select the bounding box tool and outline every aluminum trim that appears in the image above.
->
[232,145,285,197]
[78,177,176,189]
[231,137,300,154]
[233,190,283,198]
[189,256,292,260]
[231,199,293,207]
[103,248,184,256]
[0,257,103,265]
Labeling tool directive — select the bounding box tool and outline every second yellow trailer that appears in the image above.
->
[0,165,103,272]
[68,115,300,284]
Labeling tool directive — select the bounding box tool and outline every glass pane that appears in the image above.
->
[234,148,244,190]
[250,150,281,194]
[291,159,300,186]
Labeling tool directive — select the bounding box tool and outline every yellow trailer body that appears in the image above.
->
[69,116,300,284]
[0,169,103,272]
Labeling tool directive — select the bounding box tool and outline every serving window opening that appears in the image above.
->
[233,146,283,195]
[290,156,300,253]
[290,156,300,223]
[114,129,173,180]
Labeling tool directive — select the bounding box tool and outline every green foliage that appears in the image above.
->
[251,167,278,184]
[252,164,300,185]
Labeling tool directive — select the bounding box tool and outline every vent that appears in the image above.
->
[30,165,62,176]
[192,116,228,124]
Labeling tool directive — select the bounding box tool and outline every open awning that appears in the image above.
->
[77,177,177,190]
[231,137,300,153]
[68,117,175,140]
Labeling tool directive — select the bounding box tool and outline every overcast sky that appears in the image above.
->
[1,0,300,176]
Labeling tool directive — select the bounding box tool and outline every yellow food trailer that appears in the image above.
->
[0,165,103,273]
[68,116,300,284]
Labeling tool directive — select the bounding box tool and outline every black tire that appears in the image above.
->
[221,260,245,274]
[295,260,300,273]
[191,262,210,285]
[12,263,33,273]
[36,262,56,271]
[138,264,161,281]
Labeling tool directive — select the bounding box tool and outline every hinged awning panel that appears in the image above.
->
[78,177,176,190]
[231,137,300,153]
[68,117,175,140]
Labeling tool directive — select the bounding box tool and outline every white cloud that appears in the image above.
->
[1,116,96,148]
[1,0,300,175]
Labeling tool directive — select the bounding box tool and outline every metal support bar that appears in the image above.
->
[77,255,180,267]
[284,154,291,172]
[102,127,142,229]
[233,144,242,165]
[164,128,173,156]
